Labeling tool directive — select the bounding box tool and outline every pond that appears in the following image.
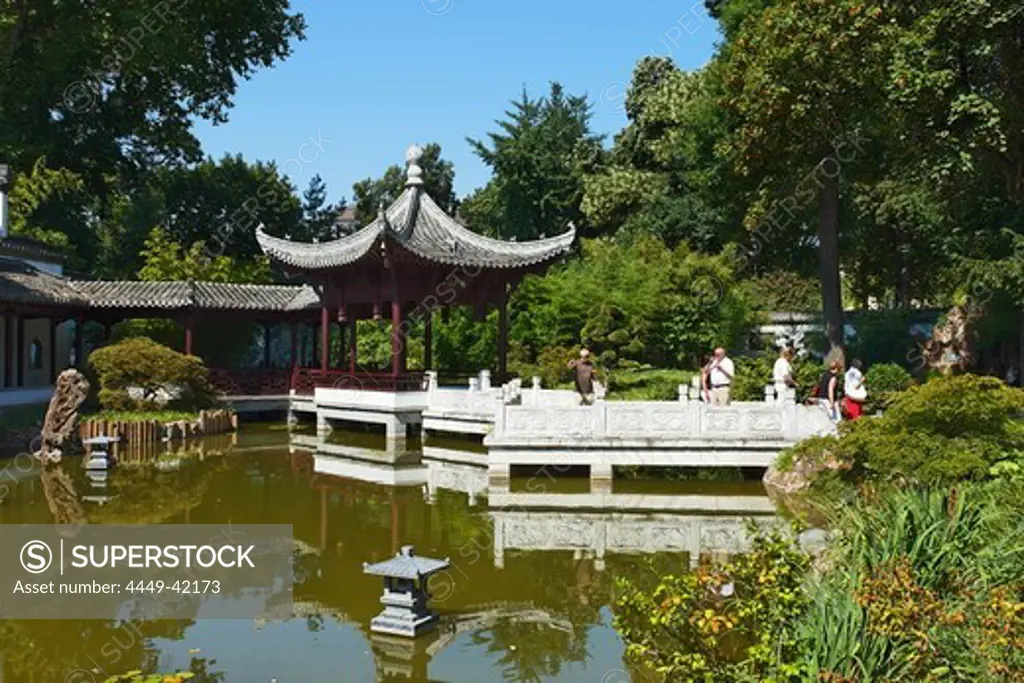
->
[0,425,774,683]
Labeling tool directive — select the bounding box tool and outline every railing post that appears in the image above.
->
[764,384,776,403]
[690,375,702,402]
[480,369,491,391]
[678,384,689,403]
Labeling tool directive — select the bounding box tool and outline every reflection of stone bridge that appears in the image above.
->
[490,499,780,571]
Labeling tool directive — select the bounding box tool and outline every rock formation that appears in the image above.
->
[920,305,978,375]
[35,369,90,463]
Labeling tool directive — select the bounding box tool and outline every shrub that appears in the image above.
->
[783,374,1024,486]
[863,362,915,413]
[732,355,823,403]
[615,485,1024,682]
[614,525,810,682]
[89,338,216,412]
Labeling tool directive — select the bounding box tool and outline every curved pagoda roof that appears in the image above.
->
[256,146,576,272]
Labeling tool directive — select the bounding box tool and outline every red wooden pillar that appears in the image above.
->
[390,300,403,377]
[184,314,194,356]
[262,323,272,369]
[3,311,13,388]
[320,305,330,372]
[73,315,85,370]
[424,311,433,371]
[289,323,298,368]
[15,314,24,387]
[48,316,57,384]
[349,318,357,373]
[497,282,508,381]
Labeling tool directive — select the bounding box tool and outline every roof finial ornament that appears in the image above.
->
[405,144,424,187]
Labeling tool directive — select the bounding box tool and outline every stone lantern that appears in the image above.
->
[363,545,450,637]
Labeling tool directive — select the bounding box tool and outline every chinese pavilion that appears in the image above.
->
[0,145,574,407]
[256,145,575,388]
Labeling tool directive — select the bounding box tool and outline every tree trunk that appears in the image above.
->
[818,172,844,353]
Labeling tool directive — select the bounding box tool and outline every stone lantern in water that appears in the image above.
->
[363,545,450,637]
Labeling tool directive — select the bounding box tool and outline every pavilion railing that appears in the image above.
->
[290,368,428,395]
[208,367,293,397]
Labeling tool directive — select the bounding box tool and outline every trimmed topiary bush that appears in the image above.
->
[89,338,216,412]
[782,374,1024,486]
[863,362,915,413]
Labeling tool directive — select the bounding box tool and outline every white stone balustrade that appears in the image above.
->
[490,399,831,443]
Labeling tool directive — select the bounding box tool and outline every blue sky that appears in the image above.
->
[192,1,721,204]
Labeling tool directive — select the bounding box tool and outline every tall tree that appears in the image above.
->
[720,0,892,351]
[298,174,344,242]
[153,155,303,262]
[583,59,742,252]
[463,83,604,241]
[0,0,305,195]
[887,0,1024,205]
[352,143,456,223]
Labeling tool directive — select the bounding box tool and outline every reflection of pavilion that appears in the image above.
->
[490,493,781,570]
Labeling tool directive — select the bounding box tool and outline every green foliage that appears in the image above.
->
[353,143,456,224]
[137,227,272,284]
[465,83,604,240]
[863,362,915,412]
[510,236,753,370]
[7,158,91,267]
[299,174,345,242]
[804,486,1024,681]
[0,0,305,269]
[847,311,919,367]
[732,355,822,403]
[89,338,216,412]
[785,374,1024,486]
[745,271,821,312]
[83,410,201,423]
[584,62,741,252]
[117,227,271,368]
[615,485,1024,682]
[104,672,194,682]
[614,525,810,682]
[604,368,694,401]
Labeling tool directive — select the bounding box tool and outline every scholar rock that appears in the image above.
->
[35,369,90,463]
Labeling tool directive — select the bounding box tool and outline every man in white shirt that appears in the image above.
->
[772,347,796,401]
[706,347,735,406]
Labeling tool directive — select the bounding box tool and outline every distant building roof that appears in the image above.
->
[363,545,450,580]
[0,257,318,313]
[72,280,317,311]
[0,257,84,306]
[257,146,575,271]
[336,206,359,224]
[0,236,65,264]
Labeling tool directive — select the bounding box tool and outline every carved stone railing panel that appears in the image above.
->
[493,400,835,443]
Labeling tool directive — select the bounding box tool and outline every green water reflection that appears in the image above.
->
[0,426,772,683]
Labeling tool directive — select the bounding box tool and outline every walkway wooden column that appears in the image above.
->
[497,282,508,380]
[184,314,194,356]
[262,323,272,368]
[3,311,13,388]
[320,305,330,372]
[73,315,85,370]
[49,317,57,384]
[424,311,433,371]
[390,300,403,377]
[289,323,298,368]
[15,315,24,387]
[349,318,357,372]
